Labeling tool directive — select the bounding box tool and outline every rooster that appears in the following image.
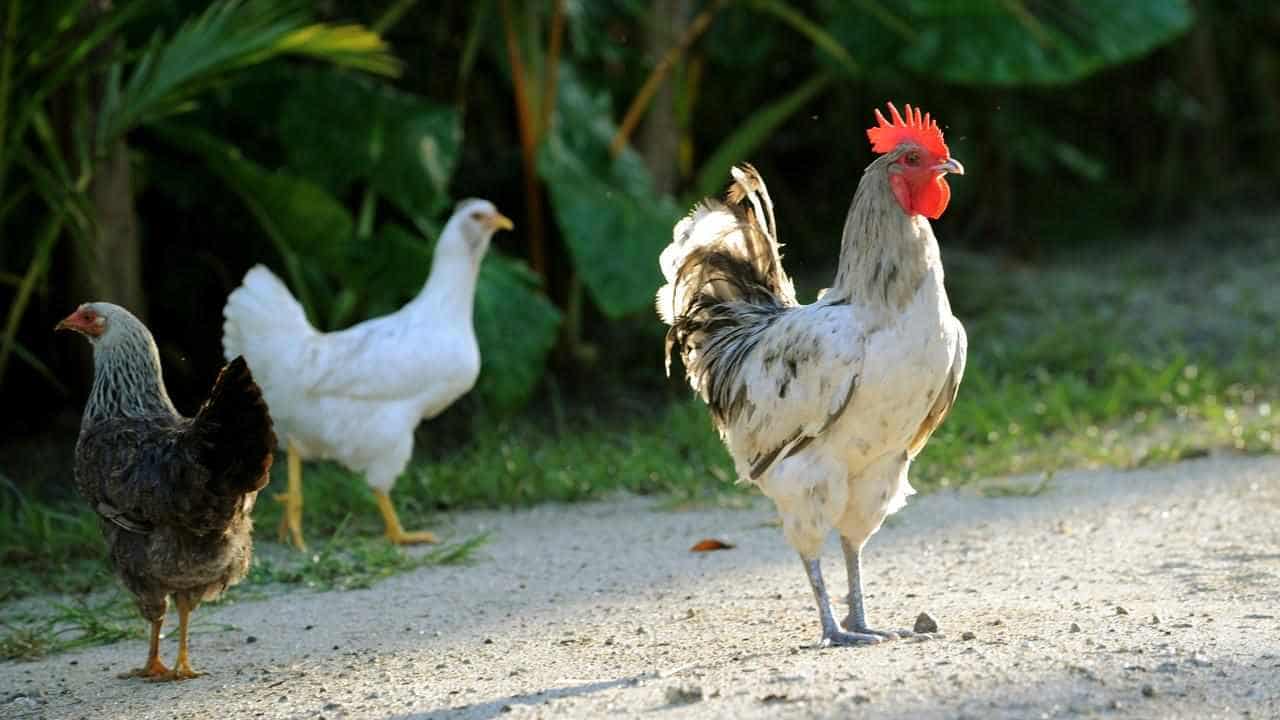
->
[222,199,513,550]
[57,303,275,680]
[658,103,967,646]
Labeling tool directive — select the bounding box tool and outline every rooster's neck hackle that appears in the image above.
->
[84,316,178,429]
[829,154,939,312]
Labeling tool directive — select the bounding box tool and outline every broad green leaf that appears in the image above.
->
[97,0,399,149]
[819,0,1193,86]
[473,252,562,411]
[276,68,461,230]
[691,71,832,201]
[539,66,681,318]
[158,124,354,325]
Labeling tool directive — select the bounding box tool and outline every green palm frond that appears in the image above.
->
[96,0,400,149]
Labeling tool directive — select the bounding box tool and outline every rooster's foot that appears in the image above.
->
[819,629,885,647]
[841,619,914,640]
[118,658,169,679]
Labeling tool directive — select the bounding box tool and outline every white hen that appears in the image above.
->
[222,199,512,549]
[658,104,966,646]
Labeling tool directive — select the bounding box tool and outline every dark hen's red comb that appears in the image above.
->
[867,102,949,158]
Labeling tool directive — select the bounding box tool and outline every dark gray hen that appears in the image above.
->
[57,302,275,681]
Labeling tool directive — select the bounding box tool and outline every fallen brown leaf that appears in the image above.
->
[689,538,735,552]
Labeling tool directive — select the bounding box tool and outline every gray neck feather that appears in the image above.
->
[828,154,939,313]
[83,320,178,429]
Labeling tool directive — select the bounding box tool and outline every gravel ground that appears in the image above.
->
[3,454,1279,720]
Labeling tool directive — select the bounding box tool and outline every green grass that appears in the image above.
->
[3,212,1280,657]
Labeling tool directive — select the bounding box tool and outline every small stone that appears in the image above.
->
[1141,684,1156,698]
[483,638,494,645]
[246,636,258,644]
[913,612,939,634]
[305,624,315,630]
[665,684,703,705]
[960,631,976,641]
[1151,614,1160,625]
[1069,623,1082,633]
[849,694,871,704]
[1115,606,1129,616]
[323,702,341,710]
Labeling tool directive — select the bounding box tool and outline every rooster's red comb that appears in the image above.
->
[867,102,949,158]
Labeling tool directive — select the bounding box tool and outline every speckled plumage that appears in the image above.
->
[68,303,274,646]
[658,151,967,646]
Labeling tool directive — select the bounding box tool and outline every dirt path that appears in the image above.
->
[4,454,1279,719]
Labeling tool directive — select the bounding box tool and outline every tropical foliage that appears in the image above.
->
[6,0,1270,428]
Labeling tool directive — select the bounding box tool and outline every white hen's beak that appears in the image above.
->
[487,212,514,231]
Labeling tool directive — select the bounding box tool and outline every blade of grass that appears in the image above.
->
[691,70,831,200]
[749,0,860,76]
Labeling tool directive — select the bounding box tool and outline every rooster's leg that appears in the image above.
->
[839,537,912,639]
[274,441,307,550]
[374,489,439,545]
[118,618,169,679]
[802,556,884,647]
[151,595,204,682]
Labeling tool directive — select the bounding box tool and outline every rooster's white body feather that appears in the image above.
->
[659,159,966,567]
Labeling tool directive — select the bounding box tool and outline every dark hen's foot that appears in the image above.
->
[118,658,169,679]
[148,663,204,682]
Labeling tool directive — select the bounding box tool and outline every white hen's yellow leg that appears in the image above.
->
[374,489,438,545]
[274,442,306,551]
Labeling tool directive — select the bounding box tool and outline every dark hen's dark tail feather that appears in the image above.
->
[193,356,276,497]
[659,165,796,427]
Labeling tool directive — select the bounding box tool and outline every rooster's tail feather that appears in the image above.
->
[657,165,796,422]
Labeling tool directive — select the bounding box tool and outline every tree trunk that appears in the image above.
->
[71,0,146,320]
[638,0,689,195]
[79,139,145,317]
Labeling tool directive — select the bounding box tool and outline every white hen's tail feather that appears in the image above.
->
[222,265,317,407]
[656,164,797,428]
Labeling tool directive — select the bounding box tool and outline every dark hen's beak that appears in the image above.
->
[55,307,101,336]
[934,158,964,176]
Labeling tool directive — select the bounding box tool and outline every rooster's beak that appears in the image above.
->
[934,158,964,176]
[488,212,514,232]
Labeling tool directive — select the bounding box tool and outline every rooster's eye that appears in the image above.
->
[905,152,920,166]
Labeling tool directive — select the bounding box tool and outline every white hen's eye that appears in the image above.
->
[470,212,485,222]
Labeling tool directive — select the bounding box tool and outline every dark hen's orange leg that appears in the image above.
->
[118,618,169,679]
[150,596,204,682]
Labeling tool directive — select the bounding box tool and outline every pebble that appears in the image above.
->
[960,631,976,641]
[665,684,703,705]
[1141,684,1156,697]
[1069,623,1082,633]
[1115,606,1129,616]
[913,612,939,634]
